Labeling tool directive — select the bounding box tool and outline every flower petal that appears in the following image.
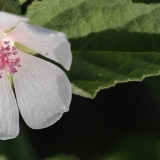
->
[13,51,71,129]
[8,23,72,70]
[0,72,19,140]
[0,12,28,33]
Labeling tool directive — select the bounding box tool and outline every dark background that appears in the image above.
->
[25,76,160,160]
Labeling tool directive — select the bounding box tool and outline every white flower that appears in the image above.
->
[0,12,72,140]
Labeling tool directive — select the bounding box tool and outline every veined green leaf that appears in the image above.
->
[69,51,160,98]
[26,0,160,98]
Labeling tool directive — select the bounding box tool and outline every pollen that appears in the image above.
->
[0,41,21,78]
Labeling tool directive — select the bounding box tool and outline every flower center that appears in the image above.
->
[0,41,21,78]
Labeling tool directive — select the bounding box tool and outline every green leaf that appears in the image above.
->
[26,0,160,98]
[68,51,160,98]
[0,0,20,14]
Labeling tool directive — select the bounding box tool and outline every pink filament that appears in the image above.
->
[0,41,21,77]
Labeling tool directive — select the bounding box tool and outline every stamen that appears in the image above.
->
[0,40,21,77]
[4,41,9,45]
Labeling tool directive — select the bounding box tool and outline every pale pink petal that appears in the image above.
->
[8,23,72,70]
[0,12,28,33]
[13,51,71,129]
[0,72,19,140]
